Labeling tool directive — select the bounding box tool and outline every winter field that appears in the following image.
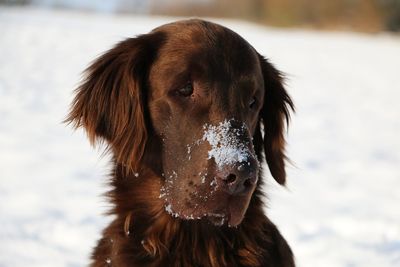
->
[1,6,400,267]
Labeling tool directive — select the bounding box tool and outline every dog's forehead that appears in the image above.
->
[152,20,261,78]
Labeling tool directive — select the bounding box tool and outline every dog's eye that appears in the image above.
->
[249,97,257,109]
[178,82,193,97]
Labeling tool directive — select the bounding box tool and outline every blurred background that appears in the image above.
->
[1,0,400,32]
[1,1,399,267]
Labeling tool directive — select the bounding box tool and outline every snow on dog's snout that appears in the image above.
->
[202,119,252,169]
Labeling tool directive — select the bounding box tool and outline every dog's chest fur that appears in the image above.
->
[89,167,294,267]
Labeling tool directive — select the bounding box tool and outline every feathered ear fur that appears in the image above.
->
[65,33,164,173]
[255,55,294,185]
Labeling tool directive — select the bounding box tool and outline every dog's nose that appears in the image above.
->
[218,158,258,195]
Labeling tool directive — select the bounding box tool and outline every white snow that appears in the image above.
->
[1,6,400,267]
[164,204,177,217]
[202,119,251,169]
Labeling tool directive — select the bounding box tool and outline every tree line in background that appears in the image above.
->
[152,0,400,32]
[2,0,400,32]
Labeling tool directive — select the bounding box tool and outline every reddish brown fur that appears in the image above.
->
[66,19,295,267]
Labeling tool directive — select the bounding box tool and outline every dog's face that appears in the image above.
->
[148,22,265,226]
[66,20,293,227]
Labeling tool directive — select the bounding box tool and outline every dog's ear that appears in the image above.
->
[255,55,294,185]
[65,33,164,173]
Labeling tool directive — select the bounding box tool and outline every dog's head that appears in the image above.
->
[67,20,293,227]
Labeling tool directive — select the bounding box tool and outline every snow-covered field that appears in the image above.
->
[1,6,399,267]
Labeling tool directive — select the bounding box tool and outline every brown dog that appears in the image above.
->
[66,19,295,267]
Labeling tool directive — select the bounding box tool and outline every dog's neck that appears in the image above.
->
[100,163,272,266]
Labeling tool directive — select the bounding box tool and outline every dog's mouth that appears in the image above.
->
[162,189,254,227]
[226,192,254,227]
[190,189,255,227]
[206,209,244,227]
[206,212,228,226]
[205,195,252,227]
[209,192,254,227]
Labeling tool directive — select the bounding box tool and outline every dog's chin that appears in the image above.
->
[164,187,255,227]
[205,193,254,227]
[226,194,253,227]
[166,201,251,227]
[206,212,228,226]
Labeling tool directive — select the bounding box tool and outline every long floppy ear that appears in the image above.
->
[65,32,164,173]
[256,55,294,185]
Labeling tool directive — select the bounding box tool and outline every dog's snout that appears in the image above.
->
[219,158,258,195]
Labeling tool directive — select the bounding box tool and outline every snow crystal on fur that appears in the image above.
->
[202,119,250,170]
